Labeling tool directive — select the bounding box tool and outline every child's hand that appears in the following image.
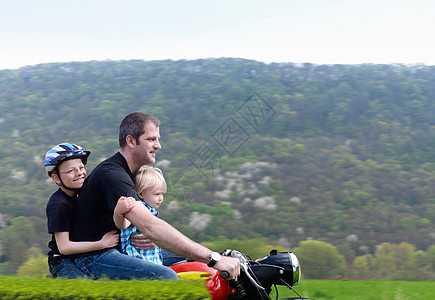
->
[100,230,119,248]
[114,196,136,216]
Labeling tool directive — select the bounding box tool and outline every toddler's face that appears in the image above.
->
[139,187,164,209]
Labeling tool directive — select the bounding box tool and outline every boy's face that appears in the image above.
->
[139,187,164,209]
[52,158,87,189]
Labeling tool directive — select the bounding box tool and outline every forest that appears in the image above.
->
[0,58,434,278]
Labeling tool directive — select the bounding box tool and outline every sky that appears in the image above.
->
[1,0,435,70]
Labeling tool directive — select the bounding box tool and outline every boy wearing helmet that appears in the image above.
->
[45,143,123,278]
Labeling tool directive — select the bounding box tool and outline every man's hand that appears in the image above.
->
[213,256,240,280]
[130,234,157,250]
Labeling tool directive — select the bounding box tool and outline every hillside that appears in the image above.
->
[0,58,434,261]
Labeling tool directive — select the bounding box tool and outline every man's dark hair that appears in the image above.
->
[119,112,160,148]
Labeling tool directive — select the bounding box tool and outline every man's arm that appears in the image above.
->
[124,200,240,279]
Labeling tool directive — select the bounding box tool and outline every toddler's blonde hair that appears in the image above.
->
[134,166,167,195]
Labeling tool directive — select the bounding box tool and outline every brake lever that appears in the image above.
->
[241,262,265,291]
[222,250,265,291]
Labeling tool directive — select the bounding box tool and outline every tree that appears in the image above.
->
[292,240,345,279]
[391,242,417,281]
[0,217,35,274]
[17,247,49,276]
[337,242,356,277]
[374,243,397,280]
[414,250,431,280]
[352,255,370,279]
[427,245,435,273]
[374,242,419,280]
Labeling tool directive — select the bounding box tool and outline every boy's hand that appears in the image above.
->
[100,230,120,248]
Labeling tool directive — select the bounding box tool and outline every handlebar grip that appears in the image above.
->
[220,271,229,279]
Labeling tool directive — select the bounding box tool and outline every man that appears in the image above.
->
[70,112,240,280]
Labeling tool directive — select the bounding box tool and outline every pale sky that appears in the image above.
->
[1,0,435,70]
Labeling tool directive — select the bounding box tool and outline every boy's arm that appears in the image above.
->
[55,231,119,255]
[113,196,135,229]
[113,209,130,230]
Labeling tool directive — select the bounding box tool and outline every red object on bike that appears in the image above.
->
[170,261,230,300]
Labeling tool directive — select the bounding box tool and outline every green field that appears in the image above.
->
[273,280,435,300]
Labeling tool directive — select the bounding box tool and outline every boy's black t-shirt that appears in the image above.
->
[46,188,75,261]
[69,152,140,256]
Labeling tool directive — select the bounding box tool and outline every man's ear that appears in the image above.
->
[125,135,136,148]
[51,173,62,186]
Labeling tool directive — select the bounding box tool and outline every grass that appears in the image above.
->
[270,280,435,300]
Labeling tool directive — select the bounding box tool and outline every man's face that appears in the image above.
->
[133,122,161,165]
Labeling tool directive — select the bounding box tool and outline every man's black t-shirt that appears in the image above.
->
[70,152,140,256]
[46,188,75,261]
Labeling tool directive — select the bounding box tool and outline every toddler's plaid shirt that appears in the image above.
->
[120,201,162,265]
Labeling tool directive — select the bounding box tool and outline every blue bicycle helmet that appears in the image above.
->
[45,143,91,176]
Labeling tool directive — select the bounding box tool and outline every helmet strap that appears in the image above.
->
[55,170,82,192]
[61,184,82,192]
